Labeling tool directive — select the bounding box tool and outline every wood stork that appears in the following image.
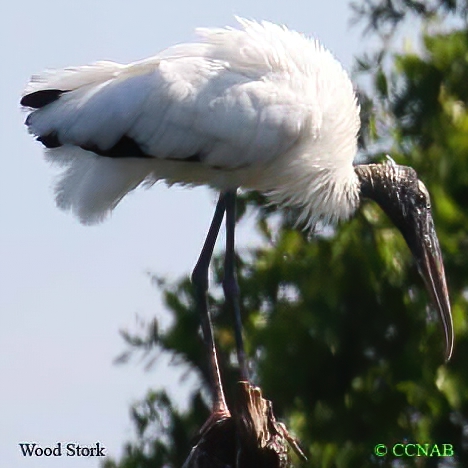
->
[21,18,453,423]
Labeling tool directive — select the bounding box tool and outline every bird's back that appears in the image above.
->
[21,18,360,225]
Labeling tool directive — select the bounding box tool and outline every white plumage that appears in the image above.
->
[22,17,360,226]
[20,17,456,370]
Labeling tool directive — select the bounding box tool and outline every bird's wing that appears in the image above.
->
[22,42,307,170]
[20,18,349,224]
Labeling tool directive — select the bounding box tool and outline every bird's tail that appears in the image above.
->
[41,146,151,224]
[21,61,156,224]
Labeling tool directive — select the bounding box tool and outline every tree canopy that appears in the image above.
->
[103,2,468,467]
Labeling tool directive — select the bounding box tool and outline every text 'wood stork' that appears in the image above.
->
[21,17,453,425]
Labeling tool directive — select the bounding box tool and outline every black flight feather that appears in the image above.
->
[21,90,66,108]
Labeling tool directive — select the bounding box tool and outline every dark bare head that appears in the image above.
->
[355,159,453,360]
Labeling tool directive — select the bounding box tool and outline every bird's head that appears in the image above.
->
[355,159,453,360]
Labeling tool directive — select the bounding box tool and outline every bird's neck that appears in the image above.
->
[354,162,419,237]
[355,162,418,204]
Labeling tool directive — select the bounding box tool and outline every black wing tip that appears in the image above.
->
[37,132,61,148]
[20,89,66,108]
[80,136,153,159]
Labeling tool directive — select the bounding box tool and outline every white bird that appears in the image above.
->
[21,18,453,425]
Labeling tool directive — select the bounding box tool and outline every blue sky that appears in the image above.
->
[1,1,363,466]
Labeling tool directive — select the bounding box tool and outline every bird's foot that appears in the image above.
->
[199,405,231,436]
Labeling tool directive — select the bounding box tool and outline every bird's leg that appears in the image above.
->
[191,193,230,425]
[223,190,249,382]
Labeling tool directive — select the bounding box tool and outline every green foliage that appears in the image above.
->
[350,0,467,37]
[105,4,468,468]
[102,389,208,468]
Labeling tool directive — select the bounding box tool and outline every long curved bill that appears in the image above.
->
[412,214,453,361]
[355,162,454,360]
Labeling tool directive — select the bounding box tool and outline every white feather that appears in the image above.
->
[22,18,360,225]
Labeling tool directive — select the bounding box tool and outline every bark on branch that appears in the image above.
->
[183,381,306,468]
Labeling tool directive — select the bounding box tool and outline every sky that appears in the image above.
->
[1,1,363,466]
